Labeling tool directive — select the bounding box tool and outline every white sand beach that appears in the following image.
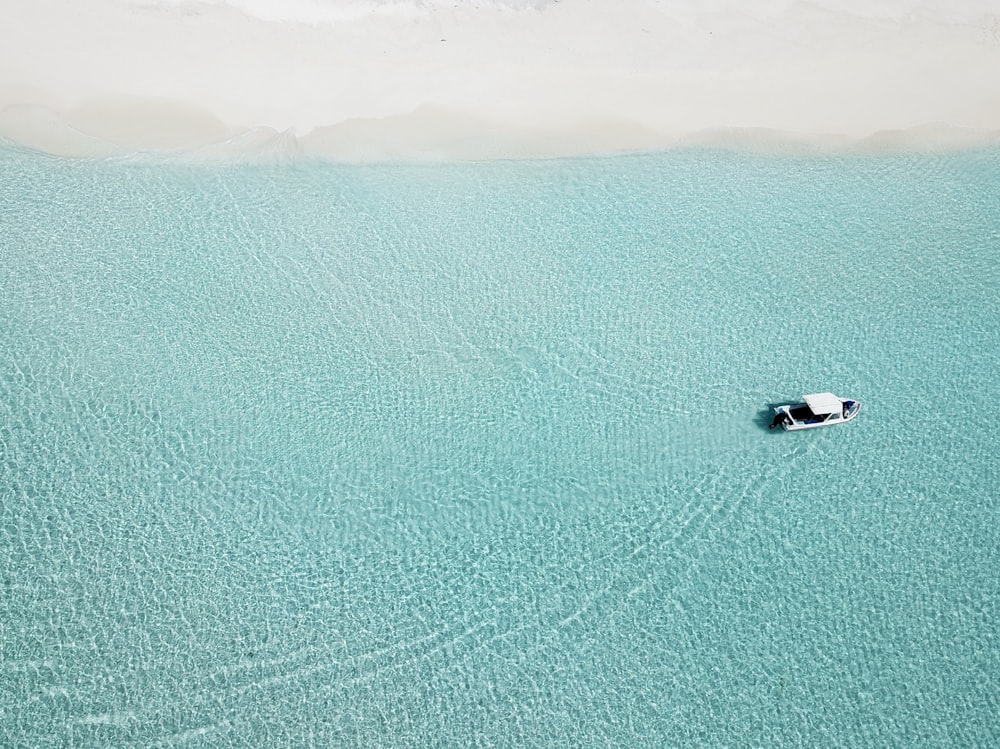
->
[1,0,999,159]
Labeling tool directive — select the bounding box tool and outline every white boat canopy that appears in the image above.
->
[803,392,843,415]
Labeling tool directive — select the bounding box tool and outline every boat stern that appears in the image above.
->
[769,405,793,430]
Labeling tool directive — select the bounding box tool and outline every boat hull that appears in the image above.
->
[773,398,860,431]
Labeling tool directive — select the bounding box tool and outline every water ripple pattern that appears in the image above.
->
[1,146,998,747]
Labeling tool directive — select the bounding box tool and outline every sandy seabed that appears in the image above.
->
[1,0,999,160]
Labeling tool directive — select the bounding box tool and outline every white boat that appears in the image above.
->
[769,392,860,431]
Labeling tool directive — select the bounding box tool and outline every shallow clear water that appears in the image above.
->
[2,144,998,746]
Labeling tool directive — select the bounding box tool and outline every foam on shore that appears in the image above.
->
[2,0,999,160]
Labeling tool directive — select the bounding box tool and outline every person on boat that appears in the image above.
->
[770,411,790,429]
[842,400,853,418]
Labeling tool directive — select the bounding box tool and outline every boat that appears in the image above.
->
[769,393,860,431]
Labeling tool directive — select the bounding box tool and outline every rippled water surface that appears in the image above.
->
[2,145,998,746]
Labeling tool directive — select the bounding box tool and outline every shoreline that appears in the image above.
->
[3,0,999,161]
[4,118,1000,164]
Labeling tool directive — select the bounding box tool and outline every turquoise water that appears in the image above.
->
[2,144,998,746]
